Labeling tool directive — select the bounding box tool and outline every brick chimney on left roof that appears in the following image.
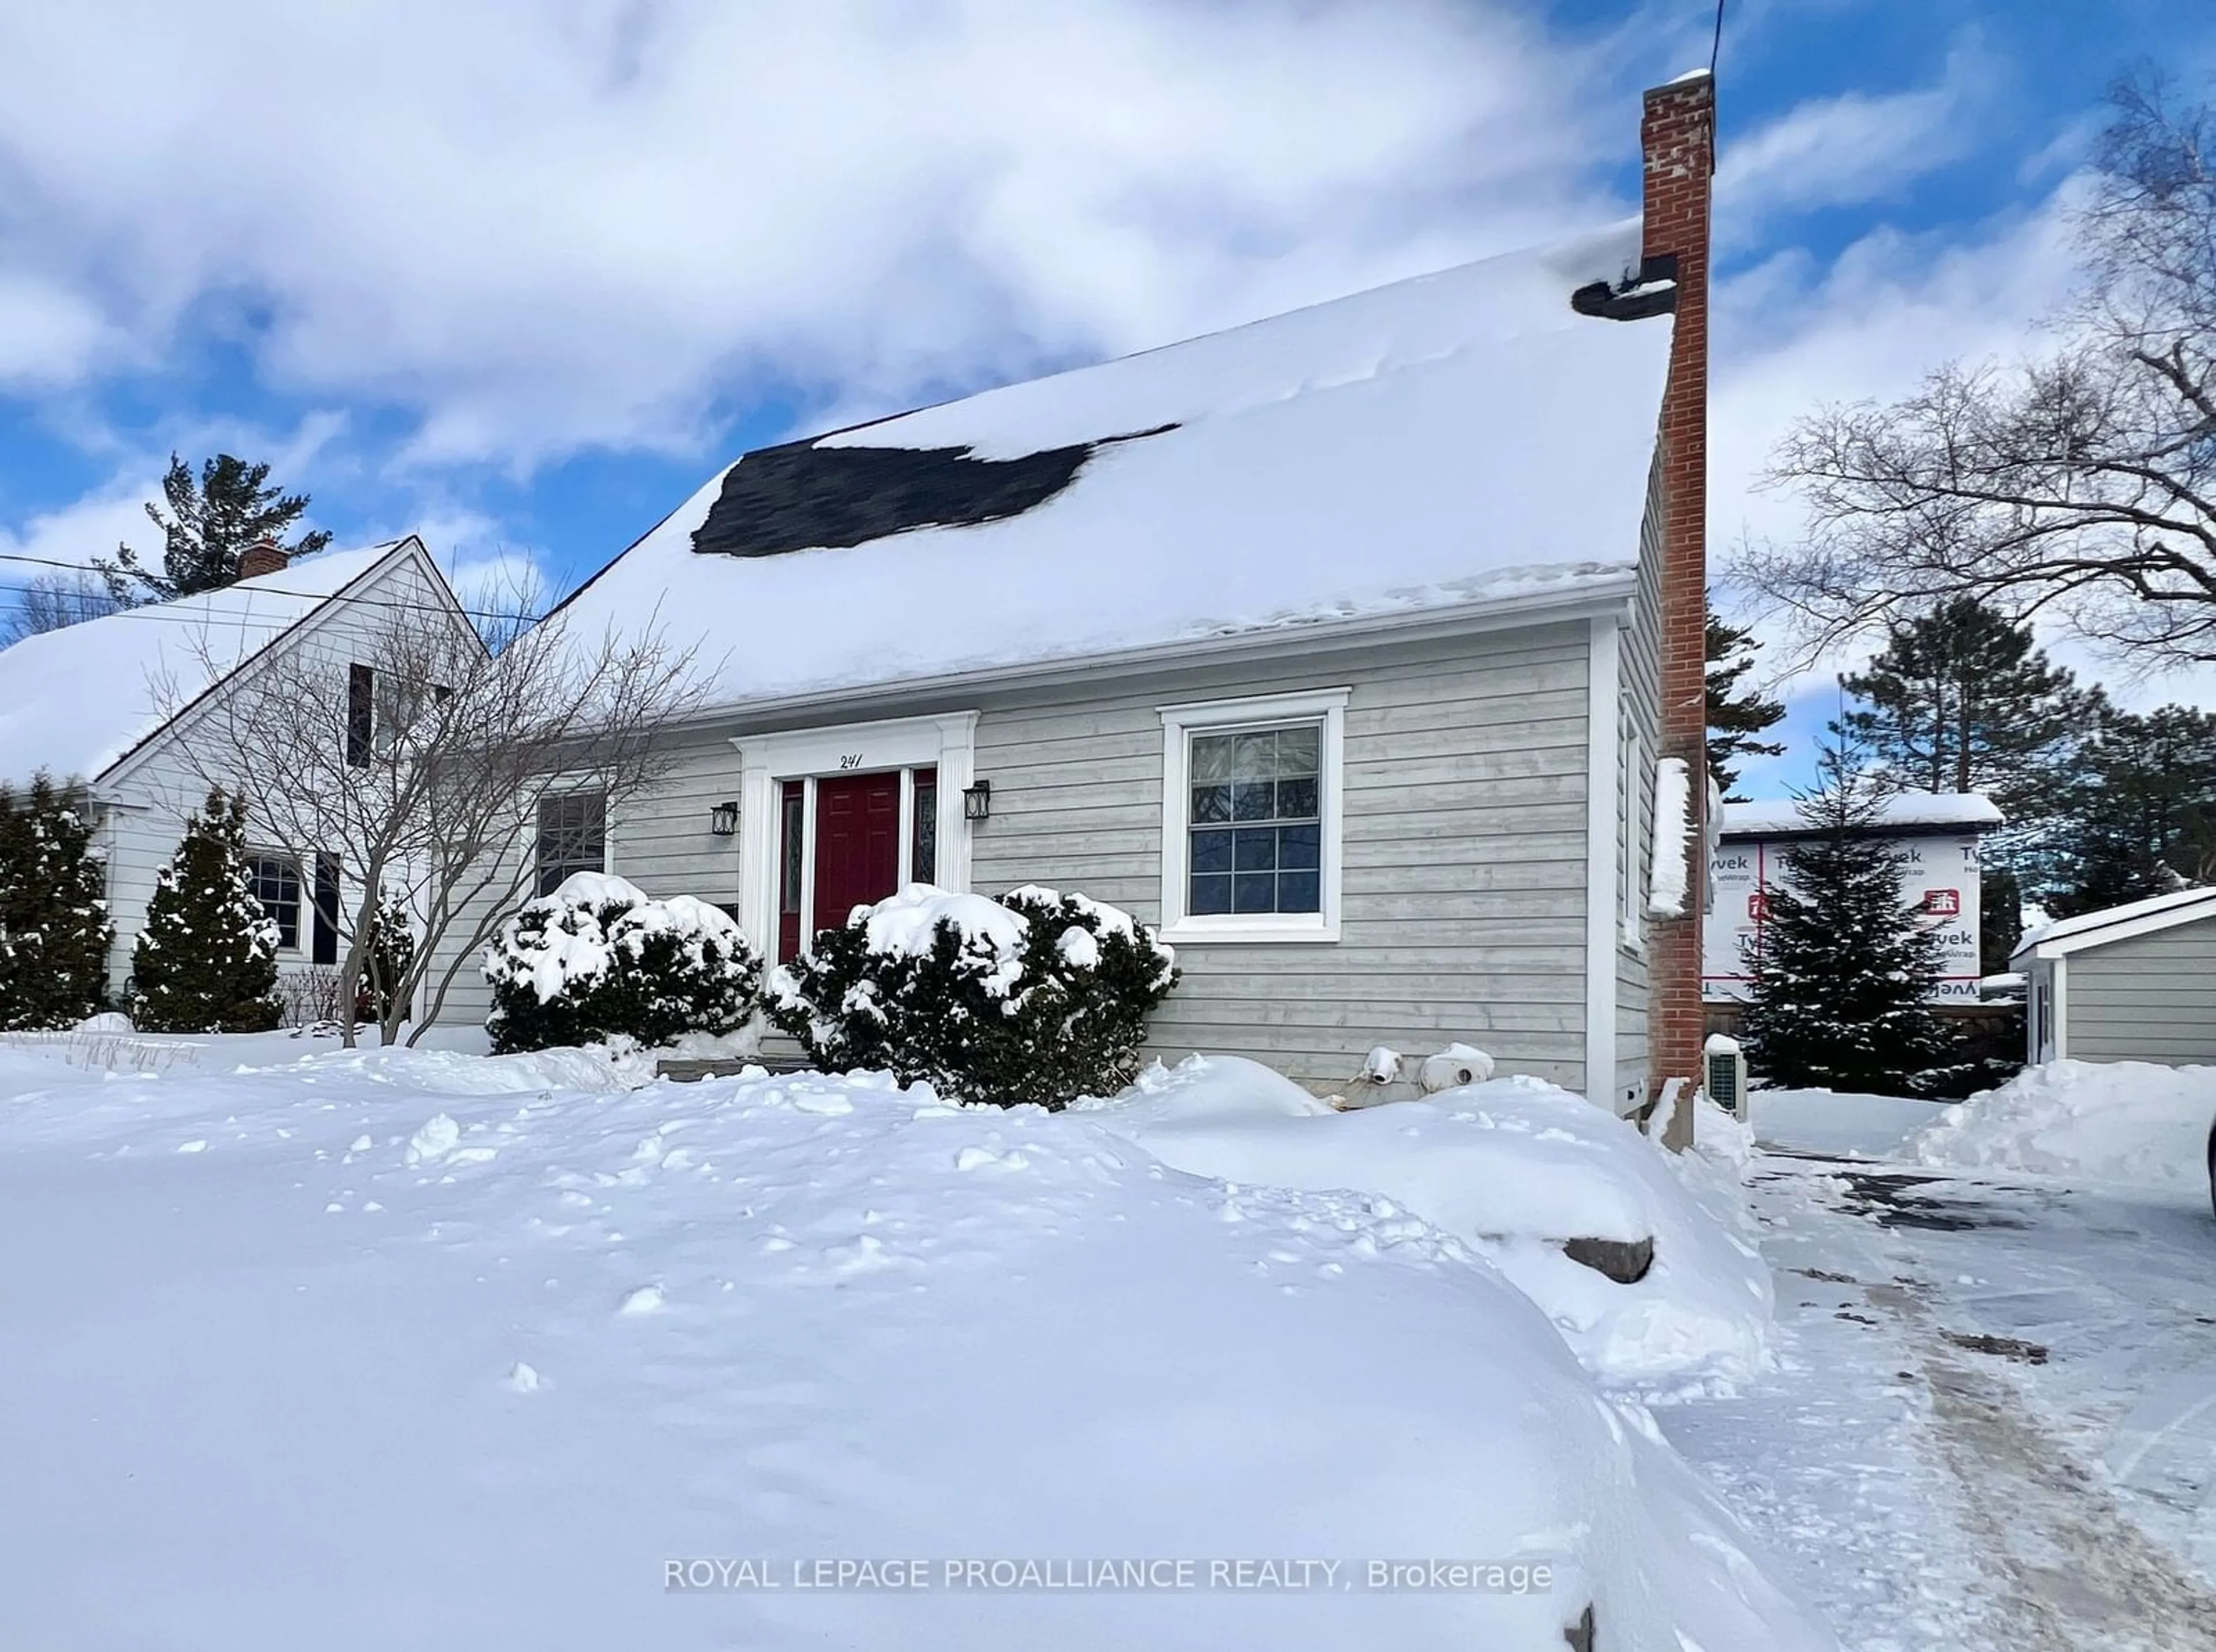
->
[235,538,290,582]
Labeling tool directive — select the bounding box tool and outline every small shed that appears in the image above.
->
[2014,887,2216,1066]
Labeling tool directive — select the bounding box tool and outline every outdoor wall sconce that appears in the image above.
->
[963,780,992,822]
[708,800,740,837]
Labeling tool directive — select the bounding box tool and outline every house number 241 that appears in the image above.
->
[836,753,865,769]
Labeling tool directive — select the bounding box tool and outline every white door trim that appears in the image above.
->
[733,711,978,958]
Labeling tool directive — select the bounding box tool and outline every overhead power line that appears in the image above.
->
[0,552,556,627]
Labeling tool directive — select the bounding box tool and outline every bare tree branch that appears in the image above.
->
[158,565,711,1046]
[2,571,121,645]
[1746,70,2216,669]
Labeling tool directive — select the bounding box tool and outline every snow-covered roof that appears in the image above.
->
[0,540,412,785]
[2013,885,2216,962]
[558,222,1672,704]
[1720,792,2004,840]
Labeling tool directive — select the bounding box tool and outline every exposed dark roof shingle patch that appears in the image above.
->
[690,425,1178,560]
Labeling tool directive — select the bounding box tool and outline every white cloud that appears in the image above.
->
[0,0,1630,468]
[1711,182,2085,576]
[0,412,422,599]
[1708,170,2216,777]
[0,472,154,586]
[0,272,112,387]
[1715,43,1991,234]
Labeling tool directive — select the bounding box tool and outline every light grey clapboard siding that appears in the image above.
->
[425,617,1604,1091]
[2066,919,2216,1063]
[1613,457,1664,1108]
[967,621,1594,1092]
[421,724,750,1029]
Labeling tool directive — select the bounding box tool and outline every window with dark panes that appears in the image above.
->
[345,664,374,768]
[780,783,805,913]
[247,855,304,950]
[534,791,607,897]
[777,779,805,961]
[911,767,938,885]
[311,853,340,965]
[1186,724,1322,916]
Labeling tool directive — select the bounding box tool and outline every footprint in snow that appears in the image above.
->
[617,1284,665,1316]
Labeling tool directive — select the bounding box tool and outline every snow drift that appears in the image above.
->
[1081,1058,1776,1391]
[0,1039,1830,1651]
[1908,1059,2216,1193]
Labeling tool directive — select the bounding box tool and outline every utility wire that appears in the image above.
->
[0,552,557,626]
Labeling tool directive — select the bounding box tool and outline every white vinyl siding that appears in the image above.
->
[85,545,466,1008]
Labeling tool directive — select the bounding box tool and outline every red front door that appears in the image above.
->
[811,771,901,944]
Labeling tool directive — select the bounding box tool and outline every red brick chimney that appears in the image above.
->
[236,538,290,582]
[1642,69,1713,1144]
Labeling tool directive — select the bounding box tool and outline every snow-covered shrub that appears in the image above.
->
[355,890,417,1029]
[131,788,282,1033]
[483,872,761,1054]
[0,772,114,1029]
[768,883,1178,1108]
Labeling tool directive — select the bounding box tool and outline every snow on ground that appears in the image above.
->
[1752,1086,1956,1159]
[1909,1059,2216,1192]
[1664,1148,2216,1651]
[0,1039,1832,1651]
[1082,1057,1776,1395]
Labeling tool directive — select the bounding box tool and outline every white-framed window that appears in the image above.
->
[246,853,304,952]
[1158,688,1348,944]
[534,789,608,896]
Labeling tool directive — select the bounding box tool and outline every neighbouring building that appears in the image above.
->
[428,75,1718,1111]
[2015,886,2216,1066]
[0,537,474,1016]
[1703,793,2003,1009]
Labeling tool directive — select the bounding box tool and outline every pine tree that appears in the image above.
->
[1837,598,2094,819]
[131,789,283,1033]
[1979,864,2023,976]
[1740,741,1952,1092]
[96,454,332,603]
[355,890,418,1033]
[0,774,114,1029]
[1706,606,1786,800]
[2041,705,2216,917]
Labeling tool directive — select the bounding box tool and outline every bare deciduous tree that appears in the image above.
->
[3,570,121,645]
[1747,71,2216,666]
[164,573,710,1047]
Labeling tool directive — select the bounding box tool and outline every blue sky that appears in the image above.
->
[0,1,2210,795]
